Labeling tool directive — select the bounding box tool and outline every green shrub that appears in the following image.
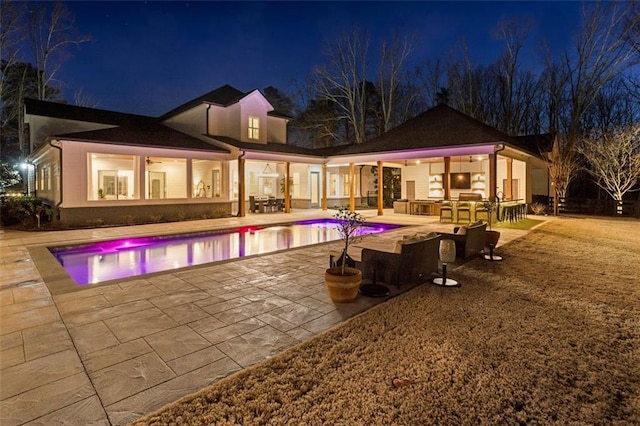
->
[86,218,104,227]
[148,213,162,223]
[122,214,136,225]
[531,202,547,215]
[0,196,48,227]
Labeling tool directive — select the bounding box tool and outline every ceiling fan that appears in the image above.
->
[146,157,162,165]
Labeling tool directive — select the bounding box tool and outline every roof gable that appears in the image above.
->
[331,104,513,155]
[239,89,274,112]
[159,84,246,120]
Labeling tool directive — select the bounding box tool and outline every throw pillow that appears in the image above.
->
[456,226,468,235]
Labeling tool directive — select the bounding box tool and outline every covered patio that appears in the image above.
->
[234,105,548,220]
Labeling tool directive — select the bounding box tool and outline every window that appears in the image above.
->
[292,172,300,198]
[341,173,359,197]
[248,116,259,140]
[212,170,221,197]
[342,173,350,196]
[88,153,139,200]
[145,157,187,199]
[329,173,337,196]
[39,165,50,191]
[192,159,223,198]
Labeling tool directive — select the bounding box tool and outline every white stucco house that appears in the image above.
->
[24,84,550,226]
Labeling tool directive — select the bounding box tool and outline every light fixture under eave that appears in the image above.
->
[260,163,279,177]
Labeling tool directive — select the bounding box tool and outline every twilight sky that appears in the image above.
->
[56,1,585,117]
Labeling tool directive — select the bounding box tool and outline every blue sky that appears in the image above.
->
[57,1,585,116]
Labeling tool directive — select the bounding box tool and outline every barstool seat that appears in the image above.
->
[440,201,453,223]
[456,201,471,223]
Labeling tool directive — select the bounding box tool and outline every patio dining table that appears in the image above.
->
[254,197,283,213]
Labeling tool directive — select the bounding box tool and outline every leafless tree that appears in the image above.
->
[312,29,370,145]
[0,0,25,102]
[73,88,99,108]
[547,135,580,215]
[623,1,640,57]
[377,32,417,133]
[312,29,416,144]
[578,125,640,214]
[413,58,445,108]
[444,40,488,121]
[28,1,90,101]
[561,1,640,142]
[490,17,543,136]
[581,78,639,132]
[539,2,640,214]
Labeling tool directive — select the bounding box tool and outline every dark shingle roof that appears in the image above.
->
[159,85,247,120]
[328,104,513,155]
[159,85,292,120]
[207,135,321,156]
[24,98,154,125]
[55,124,228,152]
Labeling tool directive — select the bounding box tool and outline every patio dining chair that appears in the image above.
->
[267,197,277,213]
[249,196,258,213]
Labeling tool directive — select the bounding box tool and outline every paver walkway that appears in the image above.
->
[0,210,543,424]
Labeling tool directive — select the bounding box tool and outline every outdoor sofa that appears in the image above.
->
[330,232,442,289]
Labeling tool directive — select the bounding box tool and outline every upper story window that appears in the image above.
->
[248,116,260,140]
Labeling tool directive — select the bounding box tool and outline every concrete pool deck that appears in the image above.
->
[0,210,546,425]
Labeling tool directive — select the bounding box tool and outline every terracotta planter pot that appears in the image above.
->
[325,267,362,303]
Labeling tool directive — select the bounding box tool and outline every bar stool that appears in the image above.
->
[456,201,471,223]
[475,202,489,222]
[440,201,453,223]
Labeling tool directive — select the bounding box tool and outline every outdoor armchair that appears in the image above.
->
[436,221,486,261]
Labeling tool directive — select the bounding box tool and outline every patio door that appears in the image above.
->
[310,172,320,208]
[406,180,416,200]
[149,171,166,199]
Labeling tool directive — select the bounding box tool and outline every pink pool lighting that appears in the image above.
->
[50,219,401,285]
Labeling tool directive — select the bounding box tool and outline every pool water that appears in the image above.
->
[49,219,401,285]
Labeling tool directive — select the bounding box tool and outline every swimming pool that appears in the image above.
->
[49,219,401,285]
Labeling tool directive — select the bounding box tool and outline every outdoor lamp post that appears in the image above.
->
[433,239,458,287]
[19,160,35,196]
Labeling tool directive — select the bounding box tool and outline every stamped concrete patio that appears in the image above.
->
[0,210,539,425]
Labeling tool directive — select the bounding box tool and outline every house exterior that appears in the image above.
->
[24,84,550,227]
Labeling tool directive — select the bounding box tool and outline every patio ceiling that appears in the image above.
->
[325,143,499,166]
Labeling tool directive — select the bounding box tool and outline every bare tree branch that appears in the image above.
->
[28,1,90,101]
[547,135,580,215]
[377,32,416,133]
[0,0,26,101]
[562,1,640,141]
[578,125,640,213]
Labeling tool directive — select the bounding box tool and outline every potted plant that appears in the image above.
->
[481,198,501,260]
[325,207,364,302]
